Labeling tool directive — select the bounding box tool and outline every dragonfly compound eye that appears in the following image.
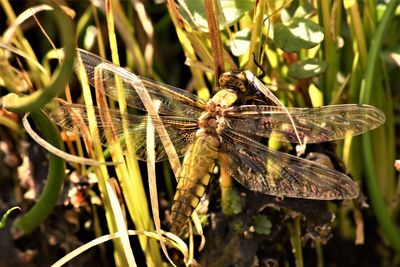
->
[219,70,249,93]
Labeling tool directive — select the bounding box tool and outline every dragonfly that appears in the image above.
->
[49,49,385,234]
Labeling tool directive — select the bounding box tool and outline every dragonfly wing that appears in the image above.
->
[76,49,206,117]
[219,129,359,200]
[224,104,385,143]
[49,104,197,162]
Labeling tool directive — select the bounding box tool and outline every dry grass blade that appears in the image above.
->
[23,113,119,166]
[146,100,176,266]
[204,0,225,83]
[2,4,74,43]
[130,0,154,75]
[50,229,190,267]
[0,43,48,75]
[105,180,137,267]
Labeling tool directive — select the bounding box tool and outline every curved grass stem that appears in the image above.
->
[14,110,65,234]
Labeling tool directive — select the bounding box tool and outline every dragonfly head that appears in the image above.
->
[219,70,259,95]
[219,70,248,93]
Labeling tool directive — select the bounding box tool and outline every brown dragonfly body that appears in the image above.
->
[171,131,219,233]
[50,49,386,235]
[170,90,238,233]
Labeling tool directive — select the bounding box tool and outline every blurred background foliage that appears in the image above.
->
[0,0,399,266]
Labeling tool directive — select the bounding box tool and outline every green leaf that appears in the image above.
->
[229,28,251,56]
[252,215,272,235]
[274,17,324,52]
[288,58,328,79]
[293,3,314,18]
[177,0,254,32]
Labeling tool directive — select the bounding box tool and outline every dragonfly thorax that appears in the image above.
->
[196,92,234,141]
[197,104,221,137]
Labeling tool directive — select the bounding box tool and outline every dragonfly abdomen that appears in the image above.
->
[170,132,220,234]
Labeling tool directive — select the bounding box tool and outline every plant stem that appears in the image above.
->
[289,217,304,267]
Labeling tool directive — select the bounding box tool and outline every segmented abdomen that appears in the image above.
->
[170,132,220,234]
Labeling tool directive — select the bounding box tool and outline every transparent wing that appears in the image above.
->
[219,129,359,200]
[49,104,198,162]
[224,104,385,143]
[76,48,206,118]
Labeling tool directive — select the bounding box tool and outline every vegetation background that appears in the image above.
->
[0,0,399,266]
